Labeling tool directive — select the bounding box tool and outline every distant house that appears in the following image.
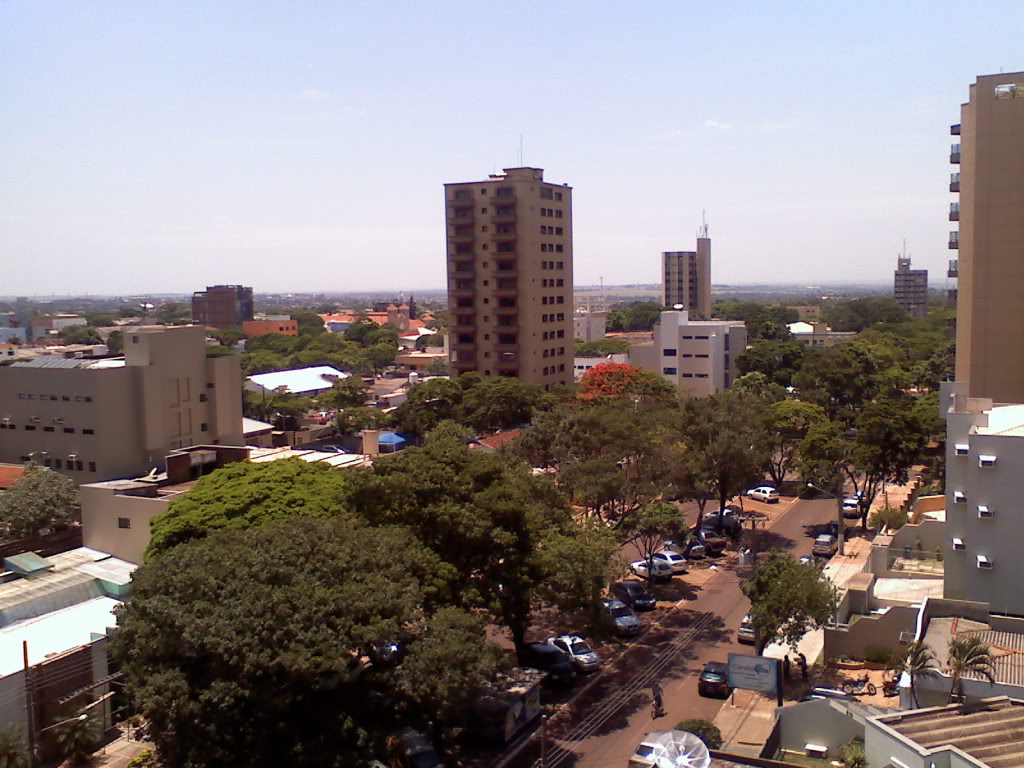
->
[245,366,348,397]
[787,321,856,348]
[470,430,522,453]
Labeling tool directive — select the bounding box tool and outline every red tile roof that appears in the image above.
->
[473,430,523,451]
[0,465,25,490]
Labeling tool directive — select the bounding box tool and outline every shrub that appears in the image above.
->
[841,736,866,768]
[675,719,722,749]
[864,647,896,666]
[869,505,908,532]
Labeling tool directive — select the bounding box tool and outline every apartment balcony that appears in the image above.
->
[949,231,959,249]
[951,123,961,136]
[492,208,517,225]
[492,230,517,245]
[949,202,960,222]
[450,266,474,280]
[493,190,516,203]
[494,323,519,334]
[494,285,518,298]
[494,265,518,277]
[948,259,959,278]
[452,341,476,354]
[495,304,518,315]
[449,286,475,299]
[950,143,961,164]
[950,173,960,193]
[447,212,475,227]
[452,359,477,373]
[451,229,475,245]
[451,316,476,333]
[496,351,518,362]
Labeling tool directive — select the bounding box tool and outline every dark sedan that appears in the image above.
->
[610,580,657,611]
[519,642,577,685]
[698,661,731,698]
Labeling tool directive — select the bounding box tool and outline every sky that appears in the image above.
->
[2,1,1023,296]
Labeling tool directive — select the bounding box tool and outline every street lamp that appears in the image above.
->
[807,480,845,557]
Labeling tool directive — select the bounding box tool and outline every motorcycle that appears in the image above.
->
[882,671,899,697]
[842,674,877,696]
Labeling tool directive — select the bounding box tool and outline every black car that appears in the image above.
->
[698,661,731,698]
[519,642,577,685]
[386,728,444,768]
[611,580,657,611]
[704,513,742,539]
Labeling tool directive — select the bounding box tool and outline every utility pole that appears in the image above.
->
[23,641,36,767]
[835,473,846,557]
[540,714,548,768]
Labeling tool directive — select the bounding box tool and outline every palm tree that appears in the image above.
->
[55,713,98,766]
[895,640,938,708]
[946,635,997,704]
[0,726,29,768]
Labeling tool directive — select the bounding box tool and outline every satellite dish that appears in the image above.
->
[632,730,711,768]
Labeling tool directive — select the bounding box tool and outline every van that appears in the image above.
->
[738,614,756,644]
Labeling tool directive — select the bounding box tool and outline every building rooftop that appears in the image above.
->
[975,404,1024,437]
[876,697,1024,768]
[923,616,1024,687]
[246,365,348,395]
[242,417,274,435]
[9,355,124,369]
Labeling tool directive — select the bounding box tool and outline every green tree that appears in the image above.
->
[765,400,827,486]
[946,636,996,703]
[317,377,370,410]
[0,464,79,539]
[106,329,124,354]
[414,333,445,351]
[58,325,103,345]
[290,310,328,336]
[537,523,622,629]
[840,737,866,768]
[460,377,543,432]
[731,371,787,402]
[621,501,689,577]
[427,357,450,376]
[153,301,191,325]
[741,552,838,653]
[146,459,351,560]
[54,712,99,766]
[893,640,937,708]
[390,378,465,439]
[675,719,722,749]
[823,297,908,332]
[605,302,665,332]
[736,340,806,387]
[575,338,630,357]
[0,726,28,768]
[793,342,886,423]
[365,342,397,373]
[209,327,247,347]
[85,312,117,327]
[114,517,467,768]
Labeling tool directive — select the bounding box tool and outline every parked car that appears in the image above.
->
[747,486,780,503]
[611,580,657,611]
[630,558,674,581]
[737,614,756,645]
[600,599,641,637]
[386,728,444,768]
[369,641,406,668]
[813,533,838,557]
[801,687,856,702]
[519,642,577,685]
[798,555,816,567]
[682,539,706,559]
[842,497,861,518]
[705,513,742,539]
[698,661,731,697]
[651,549,688,574]
[546,634,601,672]
[698,528,728,553]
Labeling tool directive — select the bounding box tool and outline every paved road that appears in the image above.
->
[523,495,839,768]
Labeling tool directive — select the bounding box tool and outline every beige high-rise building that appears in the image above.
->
[953,72,1024,403]
[0,325,242,481]
[662,227,711,319]
[894,254,928,319]
[445,167,573,389]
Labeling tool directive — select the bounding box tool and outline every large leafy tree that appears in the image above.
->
[316,376,370,410]
[114,517,489,768]
[741,552,838,653]
[577,362,677,405]
[0,464,79,539]
[146,459,351,560]
[765,400,827,486]
[621,501,690,575]
[736,340,806,387]
[945,636,996,704]
[460,377,543,432]
[793,341,893,423]
[389,378,466,439]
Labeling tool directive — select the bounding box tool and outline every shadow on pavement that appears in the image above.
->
[746,529,795,552]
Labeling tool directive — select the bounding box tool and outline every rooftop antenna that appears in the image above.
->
[600,276,605,309]
[698,209,709,239]
[518,134,524,166]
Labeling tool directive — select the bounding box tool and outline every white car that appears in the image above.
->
[547,634,601,672]
[747,486,780,503]
[630,558,674,581]
[842,497,861,518]
[651,549,688,574]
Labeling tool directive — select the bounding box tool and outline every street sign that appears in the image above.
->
[727,653,778,694]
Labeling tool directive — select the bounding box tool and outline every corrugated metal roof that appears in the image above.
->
[925,617,1024,687]
[11,357,90,368]
[246,365,348,394]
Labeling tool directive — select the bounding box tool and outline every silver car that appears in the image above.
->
[547,634,602,672]
[600,599,641,636]
[652,549,688,574]
[630,558,674,581]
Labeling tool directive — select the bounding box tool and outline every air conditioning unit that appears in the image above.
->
[955,443,969,456]
[978,505,994,518]
[67,454,78,462]
[979,455,997,468]
[953,491,966,504]
[952,537,966,550]
[977,555,993,569]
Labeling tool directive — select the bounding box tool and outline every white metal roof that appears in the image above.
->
[246,366,348,395]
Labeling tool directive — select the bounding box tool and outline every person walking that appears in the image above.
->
[783,655,792,683]
[797,652,808,681]
[651,682,664,717]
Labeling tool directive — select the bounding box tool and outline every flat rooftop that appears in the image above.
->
[0,596,120,676]
[924,616,1024,687]
[878,697,1024,768]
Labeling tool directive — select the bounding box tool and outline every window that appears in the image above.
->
[24,425,35,431]
[978,505,994,518]
[63,428,74,434]
[541,244,548,252]
[540,187,554,200]
[542,297,548,305]
[118,517,131,529]
[952,537,966,550]
[695,373,709,378]
[75,460,83,471]
[83,428,94,435]
[556,244,563,252]
[556,279,564,286]
[556,227,563,235]
[555,209,563,218]
[53,459,61,469]
[43,426,54,432]
[88,461,96,472]
[556,313,564,321]
[556,296,564,304]
[558,363,565,372]
[555,191,562,201]
[663,367,677,375]
[664,349,677,356]
[557,330,565,338]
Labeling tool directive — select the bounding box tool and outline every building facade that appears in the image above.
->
[0,325,242,481]
[630,310,745,397]
[573,308,608,342]
[191,285,254,329]
[445,167,573,388]
[952,73,1024,403]
[893,255,928,319]
[662,231,711,319]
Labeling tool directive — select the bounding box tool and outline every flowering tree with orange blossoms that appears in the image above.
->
[577,362,676,405]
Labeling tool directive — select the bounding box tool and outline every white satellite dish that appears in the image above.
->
[630,730,711,768]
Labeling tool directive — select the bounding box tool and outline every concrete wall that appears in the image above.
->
[824,605,917,662]
[776,699,865,757]
[869,519,948,580]
[80,484,170,565]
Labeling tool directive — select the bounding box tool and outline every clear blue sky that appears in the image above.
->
[2,1,1021,296]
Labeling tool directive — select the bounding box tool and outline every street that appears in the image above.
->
[510,494,837,768]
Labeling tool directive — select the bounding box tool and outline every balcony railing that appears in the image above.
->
[950,143,961,164]
[949,231,959,249]
[949,202,960,222]
[451,229,475,244]
[948,259,959,278]
[950,173,960,193]
[492,208,517,224]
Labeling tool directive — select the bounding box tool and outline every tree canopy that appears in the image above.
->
[0,465,79,539]
[605,302,666,332]
[577,362,676,404]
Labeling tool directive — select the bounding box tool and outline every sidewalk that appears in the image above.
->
[713,534,875,756]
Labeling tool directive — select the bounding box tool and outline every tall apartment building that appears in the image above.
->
[0,325,242,481]
[630,310,745,397]
[893,254,928,319]
[951,72,1024,403]
[662,226,712,320]
[191,285,254,329]
[445,167,573,388]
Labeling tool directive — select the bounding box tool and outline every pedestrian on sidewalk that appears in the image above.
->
[651,682,664,717]
[797,652,808,681]
[783,655,791,683]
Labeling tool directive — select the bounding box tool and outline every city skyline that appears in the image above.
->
[2,1,1021,295]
